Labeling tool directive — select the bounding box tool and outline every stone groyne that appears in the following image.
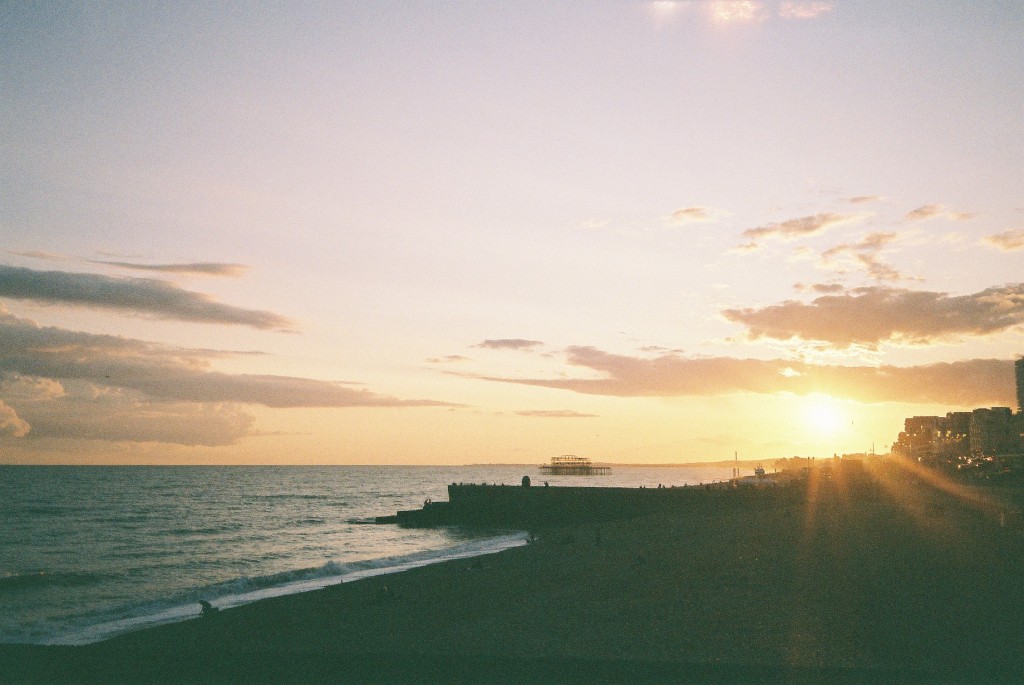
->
[377,480,802,528]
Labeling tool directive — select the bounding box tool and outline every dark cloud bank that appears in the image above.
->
[723,284,1024,348]
[0,264,291,330]
[0,310,453,446]
[479,346,1016,407]
[90,261,250,277]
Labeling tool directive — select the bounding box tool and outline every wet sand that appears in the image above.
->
[5,463,1024,684]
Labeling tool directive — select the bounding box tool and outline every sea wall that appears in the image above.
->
[380,481,804,528]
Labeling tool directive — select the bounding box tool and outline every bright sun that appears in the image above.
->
[802,395,847,436]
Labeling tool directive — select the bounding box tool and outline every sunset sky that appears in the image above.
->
[2,1,1022,464]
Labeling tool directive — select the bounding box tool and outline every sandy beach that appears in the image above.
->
[5,462,1024,684]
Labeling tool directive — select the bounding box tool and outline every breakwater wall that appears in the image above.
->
[378,481,801,528]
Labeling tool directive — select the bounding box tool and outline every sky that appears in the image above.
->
[1,1,1022,465]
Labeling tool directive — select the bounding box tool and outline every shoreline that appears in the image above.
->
[5,464,1024,683]
[7,532,529,648]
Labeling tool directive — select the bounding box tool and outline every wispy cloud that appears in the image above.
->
[90,261,250,277]
[669,206,716,224]
[0,310,456,445]
[647,1,832,26]
[474,339,544,350]
[846,195,883,205]
[722,283,1024,348]
[794,282,846,294]
[0,264,293,331]
[477,346,1016,407]
[709,0,769,24]
[778,1,834,20]
[514,410,598,418]
[904,204,976,222]
[426,355,472,364]
[983,229,1024,251]
[819,231,908,282]
[8,250,73,262]
[738,213,865,251]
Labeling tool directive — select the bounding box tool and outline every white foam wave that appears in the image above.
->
[55,531,527,646]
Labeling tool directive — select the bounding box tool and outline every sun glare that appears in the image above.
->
[802,395,846,436]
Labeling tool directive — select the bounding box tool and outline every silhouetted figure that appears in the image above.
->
[522,475,531,487]
[199,600,218,617]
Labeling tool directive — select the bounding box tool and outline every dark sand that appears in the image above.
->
[5,462,1024,684]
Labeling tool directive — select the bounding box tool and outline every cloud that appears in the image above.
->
[983,229,1024,251]
[8,250,72,262]
[18,398,255,447]
[652,0,832,27]
[722,283,1024,348]
[794,282,846,294]
[426,355,472,364]
[0,400,30,437]
[739,213,864,250]
[477,346,1017,407]
[0,264,293,330]
[846,196,883,205]
[474,339,544,350]
[514,410,599,418]
[669,207,715,224]
[90,261,250,277]
[778,1,833,19]
[709,1,769,24]
[0,311,456,445]
[819,231,908,282]
[1,373,66,400]
[905,205,976,222]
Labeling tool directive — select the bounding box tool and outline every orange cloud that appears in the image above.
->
[905,204,976,222]
[670,206,715,224]
[739,213,865,250]
[722,283,1024,348]
[478,347,1017,407]
[0,311,455,445]
[983,229,1024,251]
[0,400,30,437]
[819,232,908,282]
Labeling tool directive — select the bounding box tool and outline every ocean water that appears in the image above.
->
[0,464,736,645]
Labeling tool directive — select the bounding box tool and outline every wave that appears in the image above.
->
[163,523,246,536]
[246,493,333,501]
[292,517,326,526]
[49,531,528,646]
[0,571,108,593]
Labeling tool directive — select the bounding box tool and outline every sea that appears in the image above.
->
[0,464,737,646]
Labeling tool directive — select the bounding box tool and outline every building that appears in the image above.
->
[895,412,971,462]
[1016,357,1024,413]
[969,407,1019,456]
[892,357,1024,462]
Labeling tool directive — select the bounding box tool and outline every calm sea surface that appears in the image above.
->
[0,464,736,645]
